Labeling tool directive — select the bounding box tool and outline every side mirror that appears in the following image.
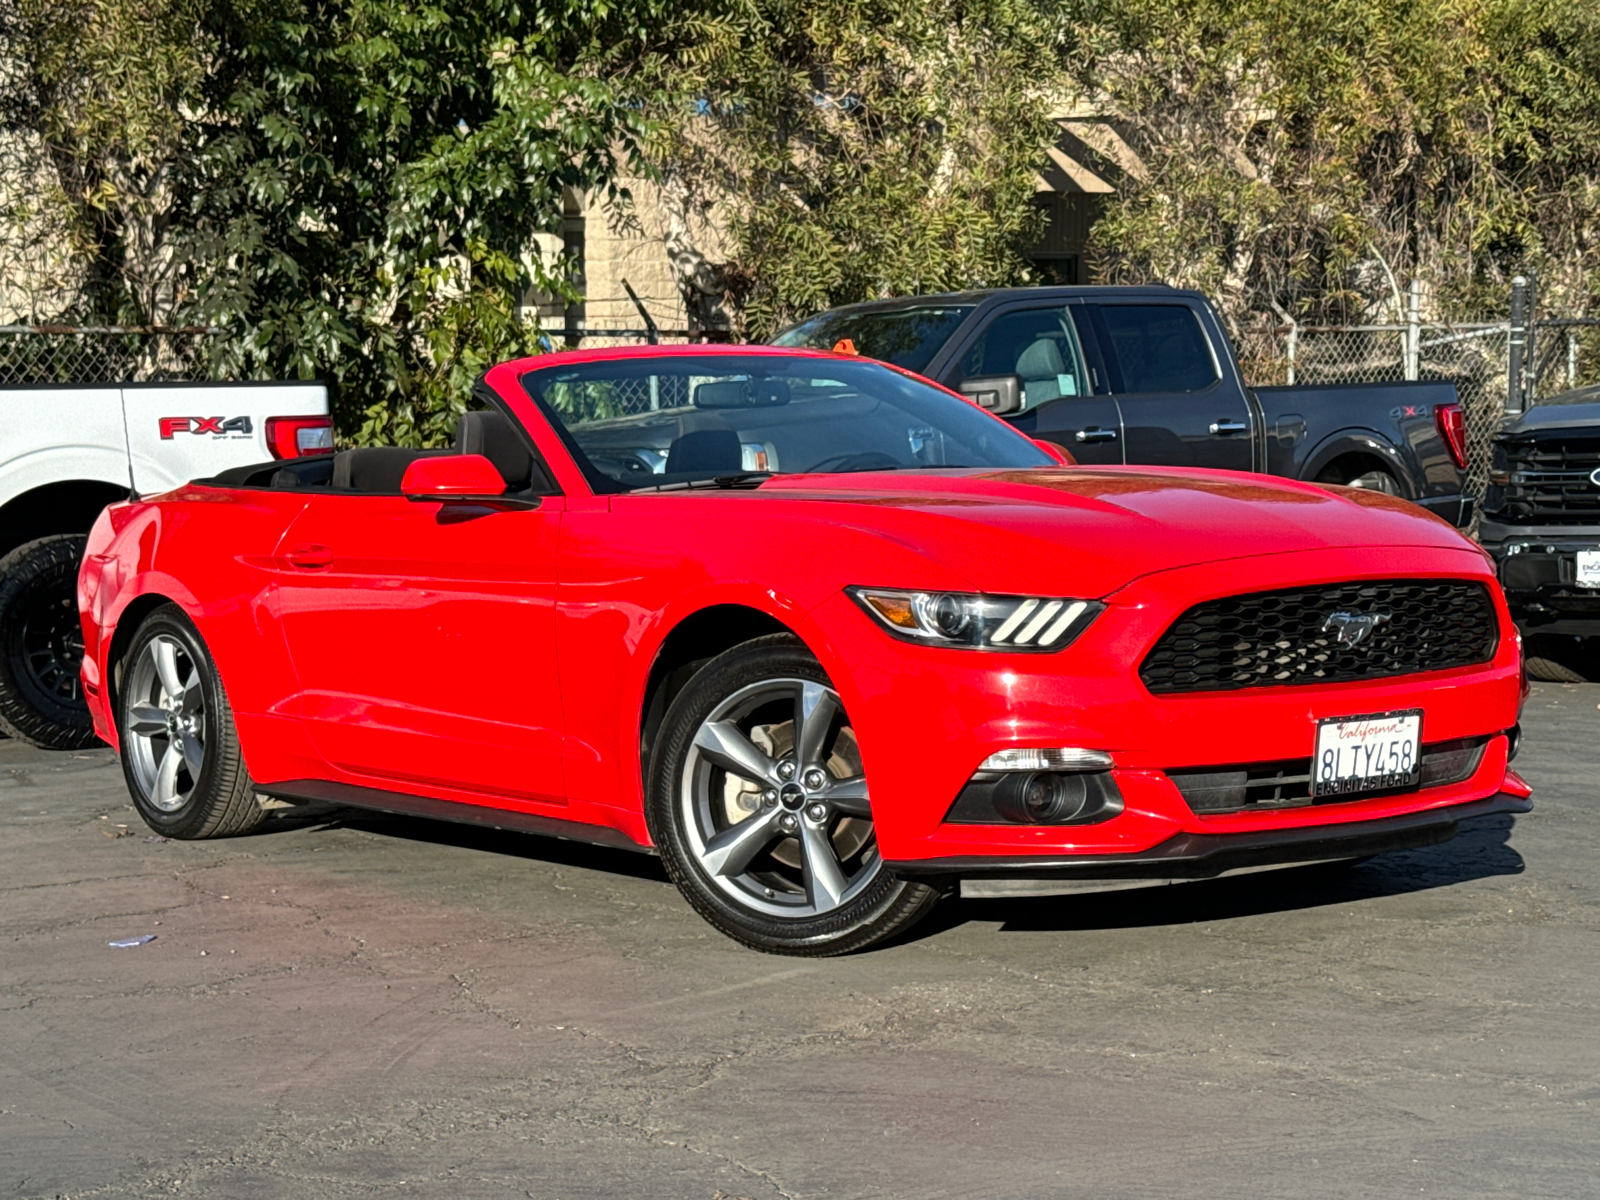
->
[401,454,507,501]
[958,374,1023,416]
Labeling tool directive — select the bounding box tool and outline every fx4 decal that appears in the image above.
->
[160,416,254,439]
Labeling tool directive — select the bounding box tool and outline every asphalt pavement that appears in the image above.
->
[3,685,1598,1199]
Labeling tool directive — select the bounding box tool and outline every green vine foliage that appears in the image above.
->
[172,0,675,444]
[654,0,1058,340]
[1054,0,1600,324]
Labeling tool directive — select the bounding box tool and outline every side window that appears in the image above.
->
[956,307,1091,412]
[1092,304,1218,394]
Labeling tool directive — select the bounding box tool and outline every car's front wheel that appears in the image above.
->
[117,604,264,838]
[648,634,940,955]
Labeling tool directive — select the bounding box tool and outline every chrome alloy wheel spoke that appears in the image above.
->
[128,702,170,736]
[793,681,838,768]
[701,808,785,877]
[153,741,184,808]
[151,638,186,701]
[798,814,849,910]
[820,774,871,818]
[692,720,778,785]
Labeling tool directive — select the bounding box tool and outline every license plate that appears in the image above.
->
[1312,709,1422,798]
[1577,550,1600,588]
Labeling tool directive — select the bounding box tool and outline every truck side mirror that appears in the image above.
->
[958,374,1023,416]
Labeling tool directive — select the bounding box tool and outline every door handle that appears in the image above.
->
[284,543,333,570]
[1209,419,1249,435]
[1074,427,1118,443]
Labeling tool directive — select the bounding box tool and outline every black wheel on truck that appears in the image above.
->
[0,535,99,750]
[1523,635,1593,683]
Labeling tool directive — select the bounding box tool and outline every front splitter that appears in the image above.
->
[888,791,1531,884]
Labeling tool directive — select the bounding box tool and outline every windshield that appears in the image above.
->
[771,306,974,372]
[520,353,1052,492]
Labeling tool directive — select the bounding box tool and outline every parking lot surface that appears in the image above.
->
[3,684,1598,1199]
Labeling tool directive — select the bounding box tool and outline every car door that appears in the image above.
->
[274,481,568,807]
[1082,300,1254,471]
[939,302,1125,465]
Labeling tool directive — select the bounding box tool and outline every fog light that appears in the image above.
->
[994,773,1088,824]
[979,747,1113,772]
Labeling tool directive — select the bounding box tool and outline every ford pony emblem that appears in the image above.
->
[1321,610,1392,648]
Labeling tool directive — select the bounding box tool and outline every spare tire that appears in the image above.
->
[0,535,99,749]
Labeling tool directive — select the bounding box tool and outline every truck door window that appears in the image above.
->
[958,307,1091,412]
[1093,305,1219,394]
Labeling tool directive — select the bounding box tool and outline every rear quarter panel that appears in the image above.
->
[84,486,315,777]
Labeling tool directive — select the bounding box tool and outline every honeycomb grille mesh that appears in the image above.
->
[1140,580,1499,694]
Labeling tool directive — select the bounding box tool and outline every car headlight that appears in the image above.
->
[847,587,1103,651]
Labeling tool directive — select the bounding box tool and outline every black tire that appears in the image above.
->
[647,634,941,955]
[0,534,99,749]
[116,604,264,838]
[1523,635,1590,683]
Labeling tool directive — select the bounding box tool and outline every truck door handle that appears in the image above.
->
[1074,427,1118,443]
[284,543,332,569]
[1209,419,1248,435]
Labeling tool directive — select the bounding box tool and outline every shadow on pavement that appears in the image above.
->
[264,803,673,883]
[259,802,1525,945]
[930,814,1525,936]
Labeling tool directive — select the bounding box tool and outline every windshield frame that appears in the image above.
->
[516,348,1052,494]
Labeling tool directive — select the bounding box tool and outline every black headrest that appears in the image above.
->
[455,411,534,489]
[666,429,743,475]
[331,447,432,493]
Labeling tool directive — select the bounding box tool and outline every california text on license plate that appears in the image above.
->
[1312,709,1423,798]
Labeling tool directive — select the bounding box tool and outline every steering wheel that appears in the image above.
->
[804,450,903,473]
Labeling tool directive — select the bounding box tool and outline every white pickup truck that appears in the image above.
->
[0,382,330,748]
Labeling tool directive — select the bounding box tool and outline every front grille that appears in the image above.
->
[1170,736,1490,813]
[1489,434,1600,526]
[1140,580,1498,694]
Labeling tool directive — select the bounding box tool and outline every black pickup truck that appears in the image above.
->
[773,286,1472,526]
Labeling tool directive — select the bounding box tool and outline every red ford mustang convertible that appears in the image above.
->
[77,346,1530,954]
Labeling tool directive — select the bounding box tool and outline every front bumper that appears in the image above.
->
[889,789,1530,879]
[813,543,1523,865]
[1481,529,1600,634]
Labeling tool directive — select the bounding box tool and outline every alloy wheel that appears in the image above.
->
[679,677,877,919]
[18,578,83,704]
[124,634,208,812]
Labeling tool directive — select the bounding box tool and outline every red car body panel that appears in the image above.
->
[80,346,1527,867]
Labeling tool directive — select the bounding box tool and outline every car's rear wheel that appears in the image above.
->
[0,535,99,749]
[647,634,940,955]
[117,605,264,838]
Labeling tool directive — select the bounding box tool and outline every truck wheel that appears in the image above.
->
[1523,636,1591,683]
[1342,468,1400,494]
[0,535,99,750]
[117,604,264,838]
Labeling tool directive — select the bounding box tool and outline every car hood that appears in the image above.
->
[1497,386,1600,434]
[756,467,1480,597]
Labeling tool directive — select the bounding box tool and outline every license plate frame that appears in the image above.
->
[1312,708,1423,799]
[1576,549,1600,589]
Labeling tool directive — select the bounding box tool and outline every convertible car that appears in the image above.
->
[77,346,1531,954]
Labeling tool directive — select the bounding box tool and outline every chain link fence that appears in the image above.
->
[0,326,221,384]
[1242,302,1599,515]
